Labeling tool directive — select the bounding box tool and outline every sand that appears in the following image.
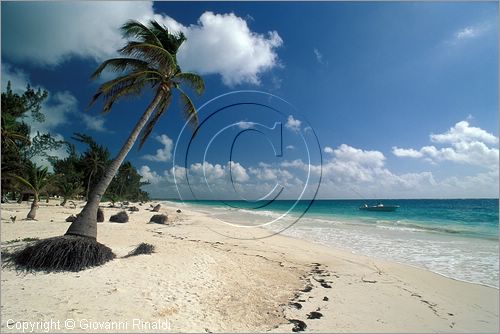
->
[1,200,498,333]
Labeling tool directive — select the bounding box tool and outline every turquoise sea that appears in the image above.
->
[166,199,499,288]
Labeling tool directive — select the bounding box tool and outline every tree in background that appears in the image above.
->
[72,133,110,201]
[51,144,85,206]
[13,164,50,219]
[1,82,48,202]
[107,161,150,202]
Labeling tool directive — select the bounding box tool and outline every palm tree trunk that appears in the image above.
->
[27,193,39,219]
[66,91,165,239]
[61,197,67,207]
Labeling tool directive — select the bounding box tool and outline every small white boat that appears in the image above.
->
[359,203,399,212]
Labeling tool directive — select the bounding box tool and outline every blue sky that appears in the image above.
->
[2,1,498,199]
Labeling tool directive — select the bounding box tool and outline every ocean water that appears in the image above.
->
[167,199,499,288]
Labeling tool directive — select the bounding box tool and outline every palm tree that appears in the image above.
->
[13,165,50,219]
[65,19,204,240]
[1,122,31,150]
[7,19,204,272]
[71,133,110,201]
[56,179,83,207]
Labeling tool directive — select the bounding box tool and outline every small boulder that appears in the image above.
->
[123,201,129,206]
[65,215,77,222]
[152,204,161,212]
[307,311,323,319]
[129,206,139,212]
[149,214,168,225]
[176,209,182,213]
[97,207,104,222]
[110,211,129,223]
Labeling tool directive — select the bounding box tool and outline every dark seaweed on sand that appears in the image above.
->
[124,243,155,258]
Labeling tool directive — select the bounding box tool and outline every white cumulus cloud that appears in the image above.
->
[430,121,498,145]
[139,148,498,199]
[80,114,108,133]
[3,3,283,86]
[285,115,301,132]
[142,134,174,162]
[392,147,424,158]
[333,144,386,168]
[2,1,153,66]
[323,146,334,154]
[138,165,164,185]
[172,11,283,86]
[229,161,250,183]
[392,120,498,168]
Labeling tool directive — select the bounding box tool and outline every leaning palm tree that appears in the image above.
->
[13,165,50,219]
[66,20,204,239]
[7,19,204,272]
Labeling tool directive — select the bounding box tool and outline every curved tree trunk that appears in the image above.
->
[61,197,67,207]
[66,91,164,239]
[27,193,39,220]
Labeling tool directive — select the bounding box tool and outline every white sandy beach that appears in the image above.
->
[1,200,498,333]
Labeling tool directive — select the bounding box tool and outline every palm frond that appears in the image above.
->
[13,166,49,193]
[118,42,177,72]
[101,82,146,113]
[174,72,205,96]
[87,18,204,152]
[91,58,151,80]
[121,20,162,47]
[176,87,199,131]
[1,128,31,149]
[34,166,50,191]
[88,71,161,110]
[149,20,186,54]
[13,175,35,192]
[138,93,172,149]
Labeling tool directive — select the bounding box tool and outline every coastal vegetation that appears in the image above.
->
[13,165,50,220]
[1,85,149,210]
[2,19,204,272]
